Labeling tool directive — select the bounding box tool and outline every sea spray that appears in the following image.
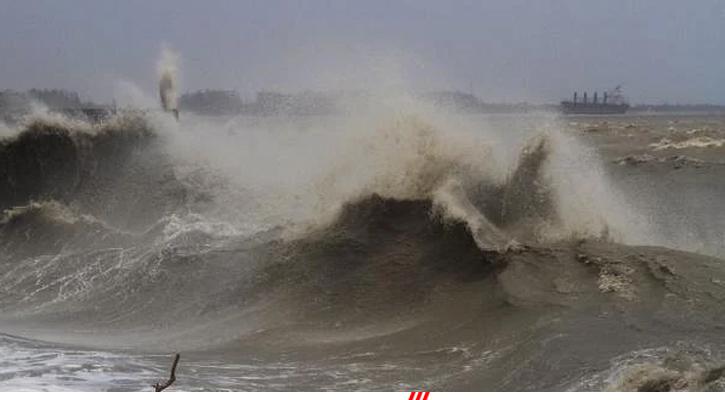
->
[157,47,180,114]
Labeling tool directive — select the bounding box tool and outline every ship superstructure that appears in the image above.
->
[561,86,629,114]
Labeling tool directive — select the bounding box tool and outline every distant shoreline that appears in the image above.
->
[3,88,725,119]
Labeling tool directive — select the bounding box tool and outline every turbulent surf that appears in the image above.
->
[1,106,725,391]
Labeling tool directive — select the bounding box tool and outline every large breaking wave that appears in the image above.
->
[1,107,725,391]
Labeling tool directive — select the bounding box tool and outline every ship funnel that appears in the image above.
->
[573,92,578,104]
[583,92,588,104]
[593,92,598,104]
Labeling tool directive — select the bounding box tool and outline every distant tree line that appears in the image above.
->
[0,89,94,111]
[179,89,340,115]
[0,89,112,123]
[0,91,31,113]
[178,89,546,115]
[3,88,725,118]
[28,89,83,109]
[179,90,244,115]
[419,91,548,113]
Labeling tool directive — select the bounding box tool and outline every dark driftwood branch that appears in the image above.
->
[153,353,180,392]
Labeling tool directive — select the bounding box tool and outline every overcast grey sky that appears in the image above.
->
[1,0,723,104]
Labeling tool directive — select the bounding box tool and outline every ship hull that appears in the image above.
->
[560,101,629,115]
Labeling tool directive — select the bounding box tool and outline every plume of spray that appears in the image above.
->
[146,44,661,249]
[157,47,180,115]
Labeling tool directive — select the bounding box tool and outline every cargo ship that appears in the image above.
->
[560,86,629,114]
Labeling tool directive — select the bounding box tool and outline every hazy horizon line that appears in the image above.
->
[3,87,725,108]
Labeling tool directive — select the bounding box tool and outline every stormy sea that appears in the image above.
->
[1,103,725,391]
